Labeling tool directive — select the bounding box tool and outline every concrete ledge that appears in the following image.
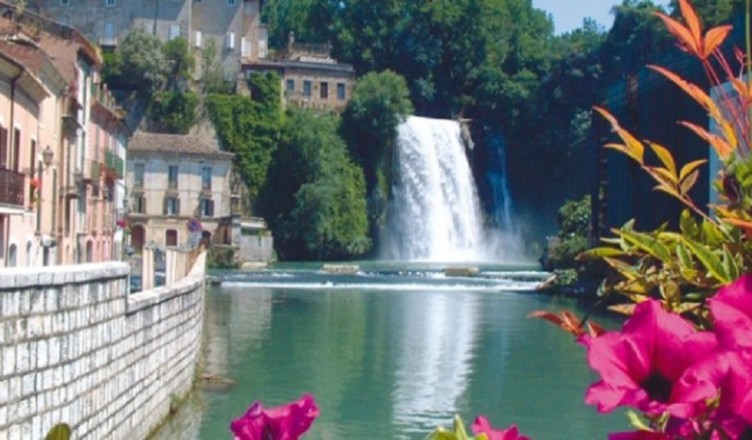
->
[0,262,130,290]
[126,252,206,314]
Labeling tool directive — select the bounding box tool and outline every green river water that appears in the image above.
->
[154,264,626,439]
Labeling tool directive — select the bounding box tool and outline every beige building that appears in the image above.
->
[0,2,127,267]
[29,0,267,78]
[126,131,234,252]
[242,34,355,111]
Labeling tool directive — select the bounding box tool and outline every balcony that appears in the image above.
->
[0,168,25,209]
[104,150,124,179]
[81,160,101,182]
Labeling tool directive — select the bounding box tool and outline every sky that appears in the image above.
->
[532,0,672,35]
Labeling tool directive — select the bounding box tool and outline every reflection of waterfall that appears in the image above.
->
[386,116,485,262]
[391,291,480,436]
[386,117,524,262]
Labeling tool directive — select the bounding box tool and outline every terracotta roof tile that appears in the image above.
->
[128,131,234,159]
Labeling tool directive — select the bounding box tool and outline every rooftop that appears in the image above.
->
[128,132,234,160]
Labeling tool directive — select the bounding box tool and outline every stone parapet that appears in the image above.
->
[0,253,206,439]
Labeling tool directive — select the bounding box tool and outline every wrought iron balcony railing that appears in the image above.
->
[0,168,25,207]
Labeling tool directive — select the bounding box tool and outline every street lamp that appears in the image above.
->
[42,145,54,167]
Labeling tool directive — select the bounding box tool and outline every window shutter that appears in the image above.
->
[209,200,214,217]
[176,198,181,216]
[163,198,168,215]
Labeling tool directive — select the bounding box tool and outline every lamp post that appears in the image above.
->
[42,145,53,168]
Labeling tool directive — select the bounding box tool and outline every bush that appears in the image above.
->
[147,91,198,134]
[207,246,239,269]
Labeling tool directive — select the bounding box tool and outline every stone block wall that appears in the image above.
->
[0,252,206,439]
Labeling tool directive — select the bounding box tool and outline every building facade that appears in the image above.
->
[0,2,127,267]
[29,0,265,79]
[126,132,234,253]
[242,34,355,111]
[29,0,354,110]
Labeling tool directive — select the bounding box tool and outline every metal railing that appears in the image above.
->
[0,168,25,206]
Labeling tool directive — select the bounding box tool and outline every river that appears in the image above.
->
[154,264,625,439]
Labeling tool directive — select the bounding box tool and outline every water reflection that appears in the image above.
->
[392,291,480,436]
[156,284,626,439]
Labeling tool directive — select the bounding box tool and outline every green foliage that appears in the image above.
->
[207,246,240,269]
[543,195,592,272]
[201,38,234,95]
[206,74,282,202]
[147,91,198,134]
[116,29,165,91]
[163,37,196,86]
[341,71,412,249]
[259,108,370,260]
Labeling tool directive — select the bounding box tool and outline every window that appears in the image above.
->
[303,80,312,97]
[133,195,146,214]
[60,0,69,5]
[200,199,214,217]
[337,83,346,100]
[29,139,36,200]
[241,37,250,57]
[228,0,236,4]
[320,82,329,99]
[106,0,115,6]
[12,128,20,172]
[169,24,180,41]
[286,79,295,92]
[194,30,202,48]
[0,126,7,169]
[201,167,212,190]
[103,22,116,44]
[168,165,178,189]
[226,32,235,50]
[166,230,178,247]
[8,243,16,267]
[164,197,180,216]
[134,163,145,187]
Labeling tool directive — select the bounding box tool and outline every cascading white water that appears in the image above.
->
[386,116,487,262]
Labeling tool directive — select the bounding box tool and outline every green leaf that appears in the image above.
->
[675,243,693,269]
[604,257,640,280]
[676,235,731,284]
[45,424,72,440]
[722,245,740,282]
[580,247,625,259]
[679,210,700,237]
[616,228,672,263]
[625,410,651,431]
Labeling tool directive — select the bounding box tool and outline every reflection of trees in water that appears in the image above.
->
[204,286,274,377]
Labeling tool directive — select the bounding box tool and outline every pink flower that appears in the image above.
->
[230,394,319,440]
[709,274,752,350]
[471,415,530,440]
[584,300,718,417]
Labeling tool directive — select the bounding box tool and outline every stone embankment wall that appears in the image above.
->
[0,252,206,439]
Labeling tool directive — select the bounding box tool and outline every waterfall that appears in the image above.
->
[386,116,486,262]
[385,116,524,262]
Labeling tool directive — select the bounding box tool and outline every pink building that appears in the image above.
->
[0,3,127,267]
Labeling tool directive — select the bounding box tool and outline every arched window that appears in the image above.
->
[8,243,17,267]
[26,241,32,266]
[86,240,93,263]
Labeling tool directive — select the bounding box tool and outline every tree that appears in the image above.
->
[341,71,413,250]
[206,73,283,202]
[117,29,165,91]
[163,37,195,87]
[259,109,370,260]
[201,38,233,94]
